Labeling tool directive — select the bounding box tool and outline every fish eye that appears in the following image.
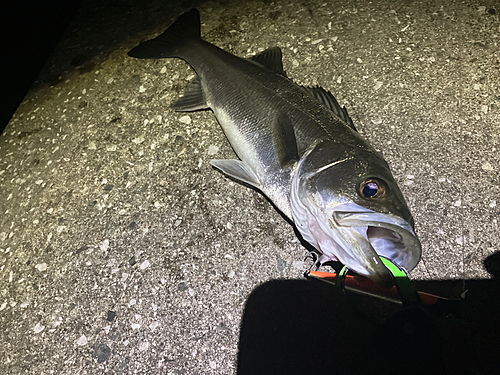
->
[359,179,386,199]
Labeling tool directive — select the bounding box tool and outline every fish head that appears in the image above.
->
[291,139,421,286]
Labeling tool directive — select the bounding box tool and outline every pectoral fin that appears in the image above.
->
[273,113,299,168]
[210,159,261,189]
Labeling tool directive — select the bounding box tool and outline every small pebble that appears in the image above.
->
[35,263,47,271]
[132,137,145,144]
[77,334,87,345]
[207,145,219,155]
[34,323,45,333]
[94,344,111,363]
[107,311,116,322]
[482,162,493,171]
[150,321,159,331]
[277,259,287,271]
[100,239,109,251]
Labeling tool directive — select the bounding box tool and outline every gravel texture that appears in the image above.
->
[1,0,499,373]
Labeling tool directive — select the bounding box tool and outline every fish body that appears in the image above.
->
[128,9,421,285]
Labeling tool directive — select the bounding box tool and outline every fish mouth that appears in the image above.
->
[296,205,421,286]
[332,210,421,273]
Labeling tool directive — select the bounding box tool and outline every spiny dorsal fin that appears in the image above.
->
[171,75,209,112]
[273,113,299,168]
[248,47,287,76]
[302,85,356,132]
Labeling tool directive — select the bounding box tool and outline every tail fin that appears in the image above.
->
[128,9,201,59]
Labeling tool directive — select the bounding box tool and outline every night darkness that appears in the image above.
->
[1,0,83,134]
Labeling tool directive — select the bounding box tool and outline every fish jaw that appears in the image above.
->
[332,211,421,272]
[291,186,394,286]
[290,146,421,286]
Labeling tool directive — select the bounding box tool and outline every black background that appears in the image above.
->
[1,0,84,134]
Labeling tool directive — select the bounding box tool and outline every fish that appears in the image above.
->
[128,8,421,286]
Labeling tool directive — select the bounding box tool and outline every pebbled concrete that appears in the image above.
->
[1,0,499,373]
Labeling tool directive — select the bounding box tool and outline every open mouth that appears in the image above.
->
[367,226,415,272]
[332,211,421,273]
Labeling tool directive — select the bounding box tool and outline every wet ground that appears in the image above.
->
[1,0,499,373]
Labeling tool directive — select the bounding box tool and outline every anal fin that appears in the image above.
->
[171,75,209,112]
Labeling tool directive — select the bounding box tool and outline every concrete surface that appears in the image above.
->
[1,0,499,373]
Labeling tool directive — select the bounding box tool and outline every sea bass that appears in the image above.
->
[128,9,421,285]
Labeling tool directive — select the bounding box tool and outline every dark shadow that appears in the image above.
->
[1,0,83,134]
[1,0,207,134]
[237,252,500,374]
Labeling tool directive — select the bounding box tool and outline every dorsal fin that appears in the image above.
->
[248,47,287,76]
[302,85,356,131]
